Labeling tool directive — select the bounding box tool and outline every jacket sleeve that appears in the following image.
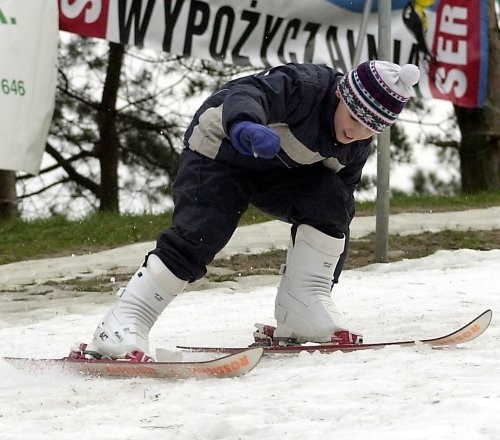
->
[221,65,330,135]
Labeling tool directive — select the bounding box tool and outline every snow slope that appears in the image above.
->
[0,211,499,440]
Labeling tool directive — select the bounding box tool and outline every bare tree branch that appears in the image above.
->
[45,142,100,195]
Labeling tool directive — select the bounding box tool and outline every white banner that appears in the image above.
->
[0,0,58,175]
[59,0,488,108]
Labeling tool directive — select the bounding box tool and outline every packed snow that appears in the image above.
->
[1,210,499,440]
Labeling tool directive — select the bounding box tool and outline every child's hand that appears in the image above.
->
[230,121,281,159]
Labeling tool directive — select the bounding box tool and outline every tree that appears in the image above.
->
[0,170,17,219]
[97,42,123,212]
[454,0,500,193]
[15,37,253,217]
[44,38,186,214]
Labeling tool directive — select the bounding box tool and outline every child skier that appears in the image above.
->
[76,60,420,360]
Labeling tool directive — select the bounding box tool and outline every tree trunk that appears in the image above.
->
[454,0,500,193]
[0,170,18,219]
[455,108,500,192]
[97,42,124,212]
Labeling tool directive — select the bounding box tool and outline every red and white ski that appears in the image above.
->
[177,309,492,355]
[3,347,263,379]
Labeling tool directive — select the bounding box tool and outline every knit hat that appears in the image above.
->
[337,60,420,133]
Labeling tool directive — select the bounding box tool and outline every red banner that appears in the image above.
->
[428,0,487,107]
[59,0,109,39]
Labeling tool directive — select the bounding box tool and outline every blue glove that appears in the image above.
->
[230,121,281,159]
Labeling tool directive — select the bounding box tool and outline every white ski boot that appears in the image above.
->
[274,224,347,343]
[89,255,186,359]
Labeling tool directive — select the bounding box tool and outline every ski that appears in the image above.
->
[177,309,492,355]
[3,347,263,379]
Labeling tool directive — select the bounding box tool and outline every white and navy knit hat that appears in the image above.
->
[337,60,420,133]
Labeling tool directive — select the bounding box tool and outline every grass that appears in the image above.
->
[355,191,500,215]
[0,207,269,265]
[1,192,499,266]
[0,212,172,265]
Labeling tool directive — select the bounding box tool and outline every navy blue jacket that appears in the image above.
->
[184,63,372,204]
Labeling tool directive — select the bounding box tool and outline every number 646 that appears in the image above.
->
[1,79,26,96]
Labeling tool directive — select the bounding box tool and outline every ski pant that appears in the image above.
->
[150,148,353,284]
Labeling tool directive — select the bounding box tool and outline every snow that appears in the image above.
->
[1,210,499,440]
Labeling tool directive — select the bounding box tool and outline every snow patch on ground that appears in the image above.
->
[1,209,499,439]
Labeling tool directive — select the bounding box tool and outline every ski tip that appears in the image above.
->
[429,308,494,347]
[480,309,493,326]
[474,309,493,327]
[468,309,493,337]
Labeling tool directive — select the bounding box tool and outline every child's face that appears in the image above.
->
[334,90,377,144]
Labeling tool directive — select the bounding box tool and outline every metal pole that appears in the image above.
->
[352,0,373,67]
[375,0,392,262]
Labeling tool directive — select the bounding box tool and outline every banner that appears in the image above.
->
[0,0,58,175]
[59,0,488,108]
[59,0,488,107]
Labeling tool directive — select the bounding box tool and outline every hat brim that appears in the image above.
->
[336,84,385,134]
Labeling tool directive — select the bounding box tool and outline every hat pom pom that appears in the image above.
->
[399,64,420,86]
